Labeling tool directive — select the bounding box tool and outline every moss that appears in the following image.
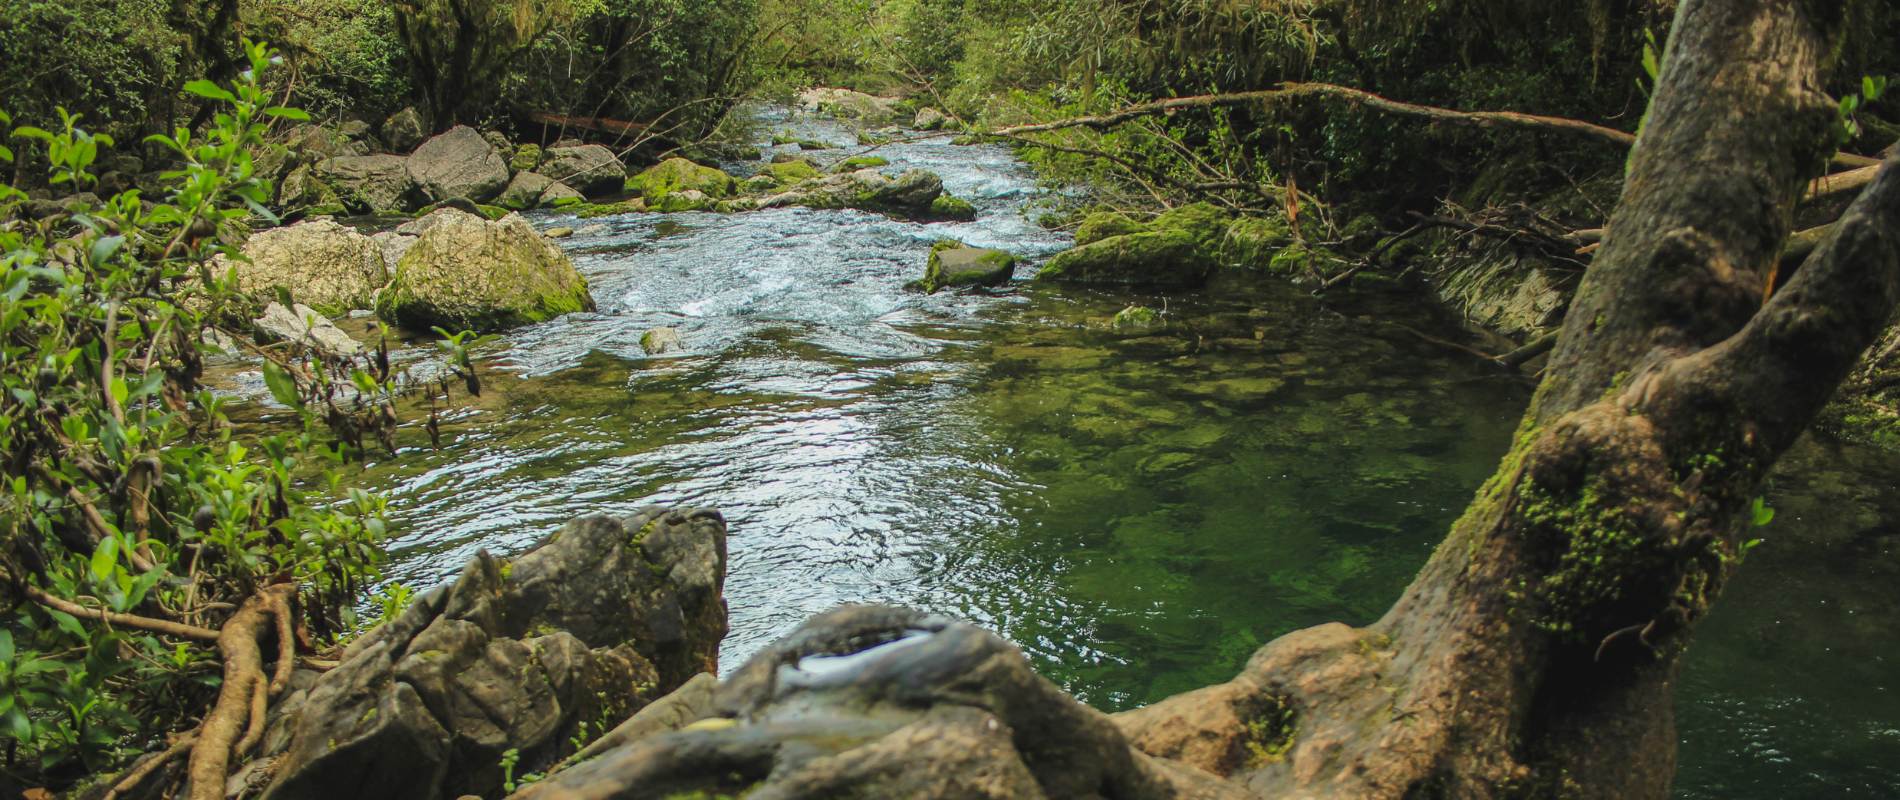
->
[1268,243,1312,275]
[771,132,832,150]
[1038,229,1212,286]
[919,244,1016,293]
[1221,215,1293,268]
[837,155,889,170]
[1152,202,1230,250]
[1242,695,1298,768]
[763,159,820,184]
[929,193,977,220]
[1112,305,1160,328]
[1074,211,1150,246]
[510,143,543,173]
[625,158,738,202]
[574,199,646,218]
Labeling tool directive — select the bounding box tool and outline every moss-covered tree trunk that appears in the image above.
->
[1120,1,1900,796]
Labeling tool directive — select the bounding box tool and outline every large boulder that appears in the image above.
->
[312,155,420,215]
[406,125,511,203]
[913,240,1016,293]
[510,605,1245,800]
[382,107,428,153]
[1036,229,1214,287]
[796,87,902,125]
[275,163,343,215]
[376,209,596,332]
[758,168,968,220]
[913,107,950,130]
[283,123,369,161]
[219,219,388,314]
[262,508,729,800]
[626,158,737,202]
[536,145,625,197]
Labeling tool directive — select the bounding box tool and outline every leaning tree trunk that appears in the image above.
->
[1120,2,1900,796]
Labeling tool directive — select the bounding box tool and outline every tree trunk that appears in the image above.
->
[1119,2,1900,796]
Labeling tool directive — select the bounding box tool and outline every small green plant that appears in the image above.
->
[1837,75,1889,141]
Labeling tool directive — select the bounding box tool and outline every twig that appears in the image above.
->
[103,732,198,800]
[19,582,219,641]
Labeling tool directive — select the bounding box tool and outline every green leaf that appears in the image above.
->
[89,235,125,265]
[1750,496,1776,527]
[263,361,302,409]
[182,80,237,102]
[3,709,29,741]
[91,536,121,580]
[0,629,12,662]
[264,107,312,121]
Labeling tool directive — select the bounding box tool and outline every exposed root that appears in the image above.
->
[103,732,196,800]
[186,583,296,800]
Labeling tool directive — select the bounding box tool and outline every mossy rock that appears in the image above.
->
[509,143,543,173]
[763,159,820,184]
[625,158,737,202]
[1221,215,1294,268]
[1036,229,1213,287]
[771,132,832,150]
[929,193,977,221]
[1074,211,1150,246]
[915,243,1017,293]
[574,199,647,218]
[1152,202,1230,251]
[1268,242,1313,275]
[415,197,509,220]
[653,190,718,213]
[375,211,595,332]
[1112,305,1161,329]
[835,155,890,171]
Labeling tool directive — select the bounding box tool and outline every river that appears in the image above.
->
[331,107,1898,798]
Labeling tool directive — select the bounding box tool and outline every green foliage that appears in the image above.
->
[0,43,393,785]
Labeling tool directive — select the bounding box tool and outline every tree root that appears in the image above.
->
[103,733,197,800]
[186,583,297,800]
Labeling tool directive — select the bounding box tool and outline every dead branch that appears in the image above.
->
[187,583,296,800]
[989,81,1876,170]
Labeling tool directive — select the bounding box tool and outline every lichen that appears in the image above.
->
[1242,695,1298,768]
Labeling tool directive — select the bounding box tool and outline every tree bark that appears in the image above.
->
[1116,2,1900,797]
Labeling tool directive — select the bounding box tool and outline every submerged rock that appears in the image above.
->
[407,125,511,203]
[913,240,1016,293]
[253,302,361,358]
[759,168,969,220]
[376,210,595,332]
[641,327,684,355]
[1113,305,1162,329]
[220,219,388,314]
[1043,204,1294,287]
[263,508,729,800]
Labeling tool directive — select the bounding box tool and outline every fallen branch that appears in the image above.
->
[19,582,219,641]
[990,81,1876,170]
[187,583,296,800]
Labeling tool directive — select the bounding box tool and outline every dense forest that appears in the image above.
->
[2,0,1897,798]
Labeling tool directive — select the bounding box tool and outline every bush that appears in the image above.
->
[0,42,403,788]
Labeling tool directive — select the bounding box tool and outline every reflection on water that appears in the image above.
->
[327,109,1896,798]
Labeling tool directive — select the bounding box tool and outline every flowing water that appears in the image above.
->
[323,109,1896,797]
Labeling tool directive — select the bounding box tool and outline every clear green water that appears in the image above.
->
[303,111,1896,797]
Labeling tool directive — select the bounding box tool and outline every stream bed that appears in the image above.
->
[334,109,1897,798]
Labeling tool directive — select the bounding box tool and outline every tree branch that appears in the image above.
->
[19,582,219,641]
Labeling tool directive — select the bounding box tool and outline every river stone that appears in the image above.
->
[407,125,510,203]
[509,605,1246,800]
[537,145,624,197]
[641,327,684,355]
[1037,229,1215,287]
[376,210,595,332]
[313,155,420,214]
[219,219,388,314]
[496,172,557,210]
[796,87,901,124]
[915,241,1016,293]
[511,143,543,173]
[1075,211,1150,246]
[913,107,949,130]
[383,106,428,153]
[370,231,419,270]
[544,226,575,239]
[759,168,951,220]
[284,123,368,160]
[626,158,737,202]
[263,508,729,800]
[253,302,361,358]
[276,163,343,214]
[762,158,820,185]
